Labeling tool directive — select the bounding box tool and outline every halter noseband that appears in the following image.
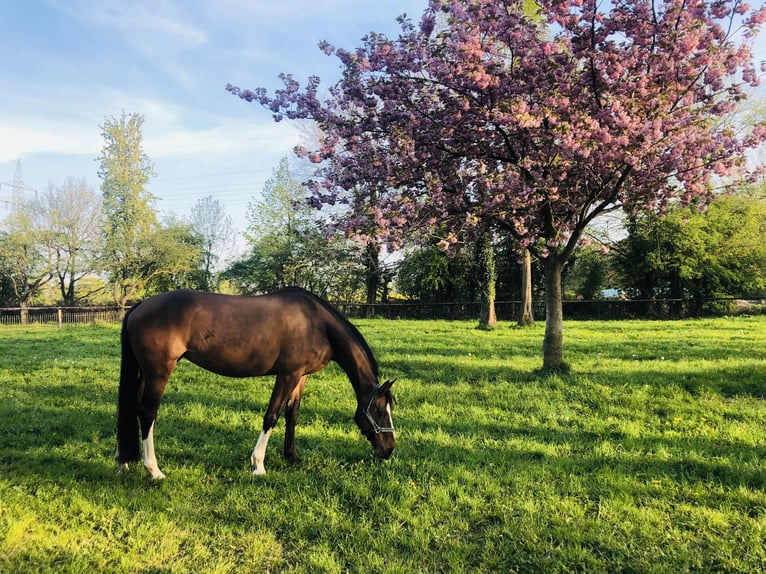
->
[363,383,395,434]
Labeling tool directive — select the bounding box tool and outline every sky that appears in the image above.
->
[0,0,429,237]
[2,1,766,243]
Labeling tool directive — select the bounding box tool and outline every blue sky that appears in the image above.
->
[1,0,765,240]
[0,0,428,235]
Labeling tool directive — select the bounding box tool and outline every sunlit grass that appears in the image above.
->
[1,317,765,572]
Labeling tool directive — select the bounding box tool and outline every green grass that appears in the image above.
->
[1,317,765,572]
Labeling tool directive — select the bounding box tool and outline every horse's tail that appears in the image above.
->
[116,304,142,463]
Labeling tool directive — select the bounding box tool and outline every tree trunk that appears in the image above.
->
[477,230,497,330]
[542,257,567,372]
[517,248,535,326]
[364,242,380,317]
[19,300,29,325]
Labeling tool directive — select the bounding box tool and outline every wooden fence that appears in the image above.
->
[0,307,123,328]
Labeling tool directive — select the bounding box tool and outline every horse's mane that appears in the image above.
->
[285,287,380,379]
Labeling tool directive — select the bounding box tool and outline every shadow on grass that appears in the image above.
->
[395,409,766,489]
[3,321,765,530]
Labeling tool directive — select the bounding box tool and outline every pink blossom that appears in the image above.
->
[229,0,765,261]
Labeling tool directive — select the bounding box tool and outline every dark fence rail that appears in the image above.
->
[337,298,766,321]
[1,298,763,328]
[0,306,123,327]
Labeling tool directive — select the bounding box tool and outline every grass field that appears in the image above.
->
[1,317,765,573]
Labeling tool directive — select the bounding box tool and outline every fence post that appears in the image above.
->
[58,308,63,329]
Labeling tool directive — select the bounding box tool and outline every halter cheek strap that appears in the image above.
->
[363,383,395,434]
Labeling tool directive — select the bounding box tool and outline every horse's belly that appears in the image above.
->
[184,331,331,378]
[184,349,275,378]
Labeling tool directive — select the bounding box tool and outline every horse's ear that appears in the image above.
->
[380,379,396,392]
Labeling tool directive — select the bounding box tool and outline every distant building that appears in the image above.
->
[600,288,623,299]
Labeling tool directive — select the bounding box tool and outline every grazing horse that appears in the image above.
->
[115,288,395,478]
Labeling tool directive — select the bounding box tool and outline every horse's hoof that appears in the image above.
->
[252,465,267,476]
[144,466,166,480]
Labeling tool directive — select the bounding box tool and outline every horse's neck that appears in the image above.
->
[334,338,376,398]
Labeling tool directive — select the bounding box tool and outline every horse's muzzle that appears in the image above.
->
[374,443,395,459]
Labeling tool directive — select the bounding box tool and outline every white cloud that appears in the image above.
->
[51,0,208,50]
[0,122,101,164]
[143,117,299,161]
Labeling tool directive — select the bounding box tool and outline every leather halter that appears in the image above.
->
[363,383,395,434]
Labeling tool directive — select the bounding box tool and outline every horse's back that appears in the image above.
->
[125,289,335,378]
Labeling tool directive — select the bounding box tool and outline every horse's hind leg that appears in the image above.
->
[142,421,165,480]
[138,374,171,480]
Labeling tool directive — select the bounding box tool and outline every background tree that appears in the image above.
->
[98,111,201,306]
[495,234,544,322]
[0,189,53,321]
[230,0,766,371]
[226,157,366,298]
[189,195,233,292]
[475,228,497,329]
[613,190,766,314]
[396,241,475,302]
[37,177,103,305]
[241,157,325,289]
[564,244,613,301]
[517,249,535,325]
[0,251,16,306]
[142,218,206,294]
[98,111,158,307]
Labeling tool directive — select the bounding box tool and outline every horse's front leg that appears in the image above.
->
[251,428,272,476]
[251,373,303,476]
[283,375,308,464]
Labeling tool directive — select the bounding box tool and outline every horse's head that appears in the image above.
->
[355,380,396,459]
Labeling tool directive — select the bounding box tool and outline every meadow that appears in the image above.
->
[0,317,765,573]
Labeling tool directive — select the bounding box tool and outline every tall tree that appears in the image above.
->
[243,157,322,287]
[228,157,366,298]
[37,177,103,305]
[396,240,475,302]
[475,228,497,330]
[98,111,158,307]
[98,112,199,306]
[0,189,53,320]
[189,195,233,292]
[517,249,535,326]
[229,0,766,371]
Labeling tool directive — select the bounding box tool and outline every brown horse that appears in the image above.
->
[115,288,395,478]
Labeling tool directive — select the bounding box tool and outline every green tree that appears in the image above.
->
[0,189,53,320]
[475,229,497,330]
[564,245,612,301]
[396,242,475,303]
[98,111,201,306]
[614,191,766,313]
[98,111,158,307]
[227,158,366,298]
[143,219,206,294]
